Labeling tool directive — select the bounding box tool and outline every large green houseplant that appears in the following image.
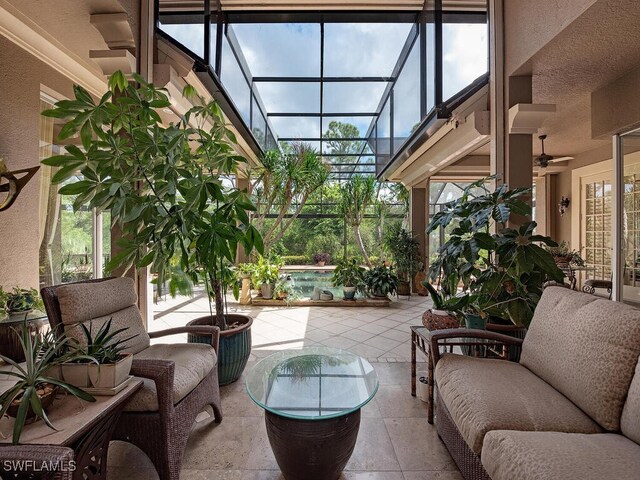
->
[386,226,421,296]
[331,258,366,300]
[427,177,564,327]
[42,71,263,384]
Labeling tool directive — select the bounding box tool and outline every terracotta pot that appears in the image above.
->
[317,261,326,267]
[422,309,459,331]
[414,272,428,296]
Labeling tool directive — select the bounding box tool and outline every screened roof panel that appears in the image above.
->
[322,117,374,138]
[322,82,389,114]
[232,23,321,76]
[256,82,320,113]
[270,117,320,138]
[323,23,414,77]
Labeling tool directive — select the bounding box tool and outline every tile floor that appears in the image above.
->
[106,293,463,480]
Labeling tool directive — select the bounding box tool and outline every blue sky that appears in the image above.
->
[160,20,487,143]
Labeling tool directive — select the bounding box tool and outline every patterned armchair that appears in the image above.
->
[41,277,222,480]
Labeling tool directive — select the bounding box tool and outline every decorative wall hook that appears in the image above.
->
[558,196,570,216]
[0,160,40,211]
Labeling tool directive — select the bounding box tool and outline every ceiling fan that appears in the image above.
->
[534,135,573,168]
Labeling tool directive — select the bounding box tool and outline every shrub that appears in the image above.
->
[281,255,308,265]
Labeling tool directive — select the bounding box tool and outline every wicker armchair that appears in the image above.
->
[0,445,74,480]
[41,277,223,480]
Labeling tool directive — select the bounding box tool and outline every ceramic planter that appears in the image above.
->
[422,309,459,330]
[465,313,487,330]
[317,261,326,267]
[61,363,92,388]
[88,353,133,389]
[187,314,253,386]
[397,280,411,296]
[261,283,274,300]
[343,286,356,300]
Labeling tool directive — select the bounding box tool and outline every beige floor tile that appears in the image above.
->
[322,322,353,334]
[364,335,402,352]
[360,323,389,335]
[385,418,456,471]
[320,335,359,350]
[380,328,411,343]
[346,418,401,471]
[348,343,387,359]
[343,472,405,480]
[342,328,377,342]
[180,470,244,479]
[375,385,427,418]
[402,471,463,480]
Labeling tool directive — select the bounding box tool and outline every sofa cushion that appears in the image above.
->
[125,343,217,412]
[435,354,601,454]
[482,431,640,480]
[56,278,150,355]
[621,360,640,444]
[520,286,640,431]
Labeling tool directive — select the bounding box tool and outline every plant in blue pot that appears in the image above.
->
[331,258,366,300]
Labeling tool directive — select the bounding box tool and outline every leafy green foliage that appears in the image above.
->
[0,322,95,444]
[385,226,421,281]
[331,258,366,290]
[423,282,470,313]
[0,288,44,313]
[42,72,263,329]
[339,176,379,267]
[427,177,564,326]
[365,265,399,298]
[75,318,137,364]
[254,255,283,285]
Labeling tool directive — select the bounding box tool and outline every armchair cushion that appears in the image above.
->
[125,343,217,412]
[56,277,150,355]
[520,287,640,431]
[435,354,601,454]
[621,360,640,444]
[482,431,640,480]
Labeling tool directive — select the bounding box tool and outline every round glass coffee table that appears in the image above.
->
[246,347,379,480]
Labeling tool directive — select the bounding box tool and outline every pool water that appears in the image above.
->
[285,271,343,299]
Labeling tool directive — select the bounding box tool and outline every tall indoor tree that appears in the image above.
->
[249,142,329,251]
[41,71,262,330]
[339,175,378,267]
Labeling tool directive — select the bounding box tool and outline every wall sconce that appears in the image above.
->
[0,158,40,212]
[558,196,570,216]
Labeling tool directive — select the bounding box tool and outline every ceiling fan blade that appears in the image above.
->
[549,156,574,163]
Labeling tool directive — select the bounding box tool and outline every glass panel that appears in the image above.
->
[393,41,420,148]
[323,82,387,114]
[426,18,436,112]
[442,21,488,101]
[583,177,612,294]
[158,16,205,59]
[377,100,391,166]
[622,129,640,303]
[322,140,366,155]
[232,23,321,77]
[269,116,320,139]
[323,117,373,139]
[324,23,414,77]
[221,34,251,125]
[251,94,267,149]
[256,82,320,115]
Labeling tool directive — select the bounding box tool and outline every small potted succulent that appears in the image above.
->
[313,253,330,267]
[0,321,95,444]
[331,258,366,300]
[365,265,399,299]
[422,282,468,330]
[62,318,135,389]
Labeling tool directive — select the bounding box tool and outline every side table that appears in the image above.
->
[0,379,142,480]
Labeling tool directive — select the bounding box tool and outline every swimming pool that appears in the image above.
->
[284,270,342,299]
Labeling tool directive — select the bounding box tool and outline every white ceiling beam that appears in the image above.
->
[508,103,556,134]
[90,13,135,50]
[90,49,136,75]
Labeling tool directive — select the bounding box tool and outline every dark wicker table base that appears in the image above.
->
[265,410,361,480]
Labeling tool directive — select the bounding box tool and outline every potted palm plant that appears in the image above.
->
[41,71,263,386]
[0,321,95,444]
[255,255,281,300]
[331,258,366,300]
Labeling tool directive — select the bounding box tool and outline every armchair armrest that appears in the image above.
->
[148,325,220,353]
[429,328,524,367]
[130,359,176,417]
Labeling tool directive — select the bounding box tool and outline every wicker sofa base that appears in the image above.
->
[113,364,222,480]
[434,392,491,480]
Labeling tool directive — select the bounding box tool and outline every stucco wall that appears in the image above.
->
[0,37,76,289]
[554,144,613,247]
[504,0,598,75]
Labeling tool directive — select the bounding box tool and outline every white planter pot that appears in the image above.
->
[61,363,91,388]
[261,283,274,300]
[88,354,133,389]
[343,286,357,300]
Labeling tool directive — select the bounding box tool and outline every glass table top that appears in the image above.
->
[0,310,48,325]
[246,347,379,420]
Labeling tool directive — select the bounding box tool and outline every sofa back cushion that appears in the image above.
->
[621,360,640,444]
[520,286,640,431]
[56,277,150,355]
